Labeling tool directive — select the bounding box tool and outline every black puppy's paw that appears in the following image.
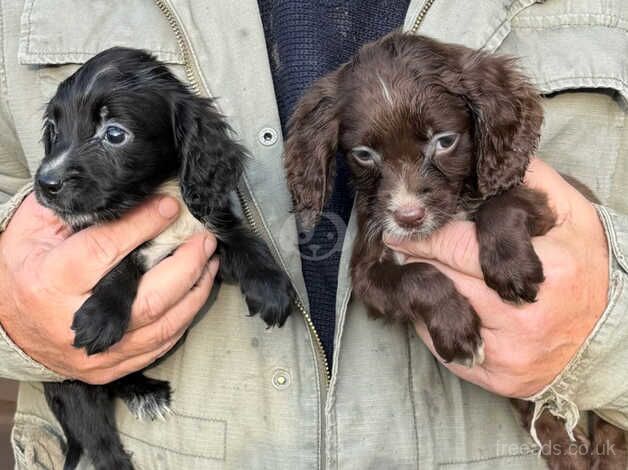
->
[481,241,544,304]
[242,267,293,328]
[71,293,129,355]
[118,377,172,421]
[428,294,484,368]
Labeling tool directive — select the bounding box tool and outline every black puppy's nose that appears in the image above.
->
[37,171,64,195]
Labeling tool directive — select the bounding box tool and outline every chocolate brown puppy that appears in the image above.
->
[284,32,625,470]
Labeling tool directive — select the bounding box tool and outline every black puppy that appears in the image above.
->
[34,48,293,470]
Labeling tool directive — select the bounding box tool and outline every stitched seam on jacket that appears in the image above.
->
[24,0,33,54]
[22,385,228,461]
[166,410,226,424]
[24,49,180,56]
[513,13,628,31]
[0,0,7,98]
[438,451,538,467]
[15,410,227,462]
[326,283,351,469]
[535,76,628,96]
[28,381,227,425]
[1,6,30,182]
[538,75,627,87]
[600,206,628,273]
[609,110,627,220]
[13,411,64,438]
[482,0,540,51]
[406,326,420,469]
[119,428,226,461]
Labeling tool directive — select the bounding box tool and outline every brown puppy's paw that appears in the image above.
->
[481,240,545,304]
[427,294,484,368]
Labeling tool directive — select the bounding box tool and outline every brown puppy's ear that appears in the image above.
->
[454,50,544,198]
[284,71,341,229]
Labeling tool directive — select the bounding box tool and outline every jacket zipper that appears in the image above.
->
[235,187,331,387]
[154,0,330,386]
[154,0,201,95]
[410,0,436,34]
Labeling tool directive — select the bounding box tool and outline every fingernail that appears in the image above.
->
[158,197,179,219]
[204,236,216,256]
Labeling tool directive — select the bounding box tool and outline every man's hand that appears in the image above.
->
[0,194,219,384]
[385,158,609,398]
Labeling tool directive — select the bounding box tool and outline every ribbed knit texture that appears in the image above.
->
[258,0,410,367]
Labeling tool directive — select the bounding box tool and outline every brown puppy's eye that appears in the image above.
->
[350,146,380,166]
[433,132,459,154]
[104,125,128,146]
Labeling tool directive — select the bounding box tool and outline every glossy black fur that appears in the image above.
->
[34,47,293,469]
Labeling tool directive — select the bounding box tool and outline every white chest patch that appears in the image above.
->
[138,179,208,270]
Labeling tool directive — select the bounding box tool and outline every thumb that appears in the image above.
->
[384,220,484,279]
[42,195,180,294]
[7,193,70,238]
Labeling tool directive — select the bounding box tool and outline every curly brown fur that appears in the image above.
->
[284,31,625,469]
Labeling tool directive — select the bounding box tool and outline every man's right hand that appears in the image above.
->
[0,193,219,384]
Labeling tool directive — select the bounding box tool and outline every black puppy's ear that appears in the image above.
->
[451,50,544,198]
[284,71,341,229]
[175,96,247,219]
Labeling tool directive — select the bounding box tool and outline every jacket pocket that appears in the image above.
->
[18,0,183,66]
[501,4,627,101]
[115,409,228,470]
[12,0,187,173]
[17,381,228,470]
[17,0,186,103]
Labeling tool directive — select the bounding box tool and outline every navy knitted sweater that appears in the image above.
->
[258,0,410,367]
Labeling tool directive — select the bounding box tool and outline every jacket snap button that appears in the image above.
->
[258,127,278,146]
[272,368,291,389]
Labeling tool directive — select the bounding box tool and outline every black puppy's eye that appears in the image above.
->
[104,125,128,146]
[433,132,459,154]
[350,146,380,166]
[46,120,58,143]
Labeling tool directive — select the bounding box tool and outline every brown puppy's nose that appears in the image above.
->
[393,205,425,227]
